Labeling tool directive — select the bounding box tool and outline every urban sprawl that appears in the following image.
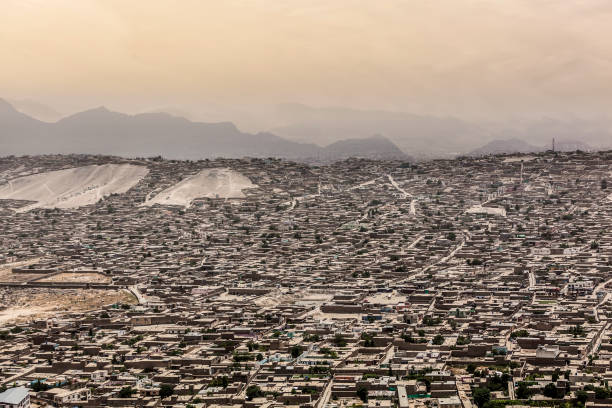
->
[0,151,611,408]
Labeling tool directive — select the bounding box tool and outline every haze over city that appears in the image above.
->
[2,0,612,155]
[1,3,612,408]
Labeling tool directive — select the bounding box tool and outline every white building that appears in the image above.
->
[536,345,560,359]
[568,281,593,292]
[0,387,30,408]
[40,388,91,405]
[438,395,462,408]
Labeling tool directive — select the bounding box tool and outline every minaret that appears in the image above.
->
[552,137,555,152]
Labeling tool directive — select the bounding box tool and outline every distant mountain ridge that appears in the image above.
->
[321,135,407,161]
[6,98,64,122]
[0,99,411,162]
[469,137,593,156]
[3,98,605,160]
[271,103,483,157]
[469,138,544,156]
[269,104,612,157]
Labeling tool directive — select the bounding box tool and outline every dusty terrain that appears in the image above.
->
[0,163,149,211]
[37,272,111,283]
[144,168,256,207]
[0,288,136,325]
[364,291,407,305]
[0,258,42,282]
[0,261,111,284]
[254,289,306,307]
[0,270,42,283]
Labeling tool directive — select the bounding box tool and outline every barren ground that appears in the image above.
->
[144,168,256,207]
[0,163,148,211]
[0,258,42,282]
[0,288,136,326]
[37,272,111,283]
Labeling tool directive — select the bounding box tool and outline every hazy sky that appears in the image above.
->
[2,0,612,122]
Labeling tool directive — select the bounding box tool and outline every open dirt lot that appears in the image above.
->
[0,288,136,326]
[0,258,42,282]
[37,272,111,283]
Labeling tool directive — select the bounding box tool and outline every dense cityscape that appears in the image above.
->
[0,151,610,408]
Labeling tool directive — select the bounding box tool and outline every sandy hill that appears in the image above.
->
[0,163,148,211]
[144,168,256,207]
[0,99,409,162]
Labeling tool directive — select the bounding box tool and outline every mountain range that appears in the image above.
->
[270,103,481,157]
[0,99,410,162]
[468,139,543,156]
[468,138,593,156]
[268,103,608,157]
[2,98,608,161]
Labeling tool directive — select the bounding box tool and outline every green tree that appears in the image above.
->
[31,380,49,392]
[209,376,229,388]
[575,390,588,404]
[543,383,559,398]
[332,334,347,347]
[552,370,560,382]
[361,332,375,347]
[510,330,529,339]
[118,386,134,398]
[432,334,444,345]
[290,345,302,358]
[456,335,470,345]
[246,385,263,400]
[516,382,531,399]
[159,383,174,399]
[595,387,610,400]
[473,387,490,408]
[356,385,368,402]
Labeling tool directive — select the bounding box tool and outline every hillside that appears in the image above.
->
[321,135,409,161]
[0,99,409,162]
[469,138,543,156]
